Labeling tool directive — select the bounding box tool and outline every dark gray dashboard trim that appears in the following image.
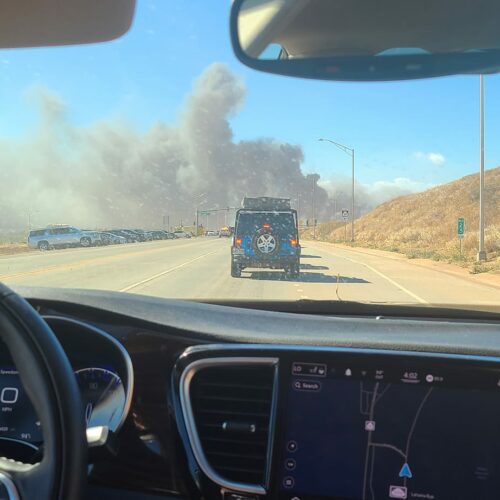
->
[13,286,500,357]
[182,343,500,365]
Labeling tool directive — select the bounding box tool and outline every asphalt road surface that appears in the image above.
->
[1,238,498,305]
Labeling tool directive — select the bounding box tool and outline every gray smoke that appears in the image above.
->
[0,63,329,233]
[319,175,430,218]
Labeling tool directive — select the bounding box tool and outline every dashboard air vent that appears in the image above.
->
[188,361,277,488]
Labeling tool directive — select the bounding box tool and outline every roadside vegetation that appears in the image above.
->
[0,232,33,256]
[302,167,500,274]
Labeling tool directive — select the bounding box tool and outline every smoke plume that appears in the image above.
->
[1,63,329,233]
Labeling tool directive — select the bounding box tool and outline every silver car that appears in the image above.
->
[99,232,127,245]
[27,226,102,251]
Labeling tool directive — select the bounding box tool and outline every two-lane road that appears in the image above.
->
[1,238,498,305]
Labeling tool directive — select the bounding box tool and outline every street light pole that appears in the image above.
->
[351,149,355,242]
[319,138,355,241]
[478,75,486,261]
[312,179,316,239]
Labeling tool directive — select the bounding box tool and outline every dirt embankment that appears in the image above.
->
[302,167,500,274]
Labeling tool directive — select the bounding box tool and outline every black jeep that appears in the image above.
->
[231,197,301,278]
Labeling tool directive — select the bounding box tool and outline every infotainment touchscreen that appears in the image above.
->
[278,360,500,500]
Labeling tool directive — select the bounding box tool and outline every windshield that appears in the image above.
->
[0,1,499,309]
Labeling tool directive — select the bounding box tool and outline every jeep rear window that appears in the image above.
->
[29,230,46,237]
[236,212,296,235]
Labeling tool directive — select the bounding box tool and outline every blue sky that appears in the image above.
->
[1,0,499,193]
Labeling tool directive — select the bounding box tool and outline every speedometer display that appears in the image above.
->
[0,367,42,444]
[75,367,126,431]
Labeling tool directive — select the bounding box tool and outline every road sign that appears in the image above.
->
[457,218,465,238]
[342,209,349,220]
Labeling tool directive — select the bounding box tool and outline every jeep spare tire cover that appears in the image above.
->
[253,228,280,256]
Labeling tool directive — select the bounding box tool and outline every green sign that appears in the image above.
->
[457,217,465,238]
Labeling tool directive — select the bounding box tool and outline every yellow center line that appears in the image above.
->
[0,241,220,281]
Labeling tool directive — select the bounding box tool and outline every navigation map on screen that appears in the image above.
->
[279,362,500,500]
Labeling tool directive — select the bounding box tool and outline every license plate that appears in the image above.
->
[232,248,245,255]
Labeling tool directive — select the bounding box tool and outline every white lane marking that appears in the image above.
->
[319,247,428,304]
[119,250,219,292]
[297,288,303,292]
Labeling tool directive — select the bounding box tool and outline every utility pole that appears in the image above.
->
[312,179,316,239]
[351,149,355,242]
[28,210,39,232]
[478,75,486,261]
[194,193,207,237]
[319,138,355,241]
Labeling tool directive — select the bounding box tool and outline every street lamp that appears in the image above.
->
[319,138,355,241]
[478,76,487,261]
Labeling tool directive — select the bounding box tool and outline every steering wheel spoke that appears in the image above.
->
[0,457,53,499]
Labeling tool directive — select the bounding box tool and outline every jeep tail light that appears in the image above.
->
[262,223,271,229]
[234,238,242,247]
[290,239,297,246]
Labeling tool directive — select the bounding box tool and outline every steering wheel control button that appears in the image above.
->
[285,458,296,471]
[287,440,298,452]
[283,476,295,489]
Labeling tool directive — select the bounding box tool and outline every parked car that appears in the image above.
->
[27,225,102,251]
[132,229,154,241]
[99,232,127,245]
[163,231,177,239]
[205,230,219,236]
[150,230,168,240]
[155,230,177,240]
[173,230,192,239]
[116,229,141,242]
[106,230,137,243]
[121,229,147,242]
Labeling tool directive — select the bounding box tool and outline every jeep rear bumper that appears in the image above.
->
[231,254,299,269]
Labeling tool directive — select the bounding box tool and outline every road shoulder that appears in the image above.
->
[304,240,500,291]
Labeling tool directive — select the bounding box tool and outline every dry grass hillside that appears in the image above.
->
[307,167,500,273]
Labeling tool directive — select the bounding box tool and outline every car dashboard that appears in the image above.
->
[2,287,500,500]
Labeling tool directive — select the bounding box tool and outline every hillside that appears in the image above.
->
[308,167,500,272]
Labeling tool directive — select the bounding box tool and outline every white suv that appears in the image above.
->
[27,226,102,251]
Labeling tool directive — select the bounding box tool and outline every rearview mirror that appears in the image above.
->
[0,0,136,48]
[230,0,500,81]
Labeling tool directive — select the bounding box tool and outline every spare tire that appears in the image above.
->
[252,228,280,257]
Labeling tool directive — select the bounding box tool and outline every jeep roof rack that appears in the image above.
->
[242,196,291,210]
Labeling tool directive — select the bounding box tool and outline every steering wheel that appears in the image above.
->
[0,284,86,500]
